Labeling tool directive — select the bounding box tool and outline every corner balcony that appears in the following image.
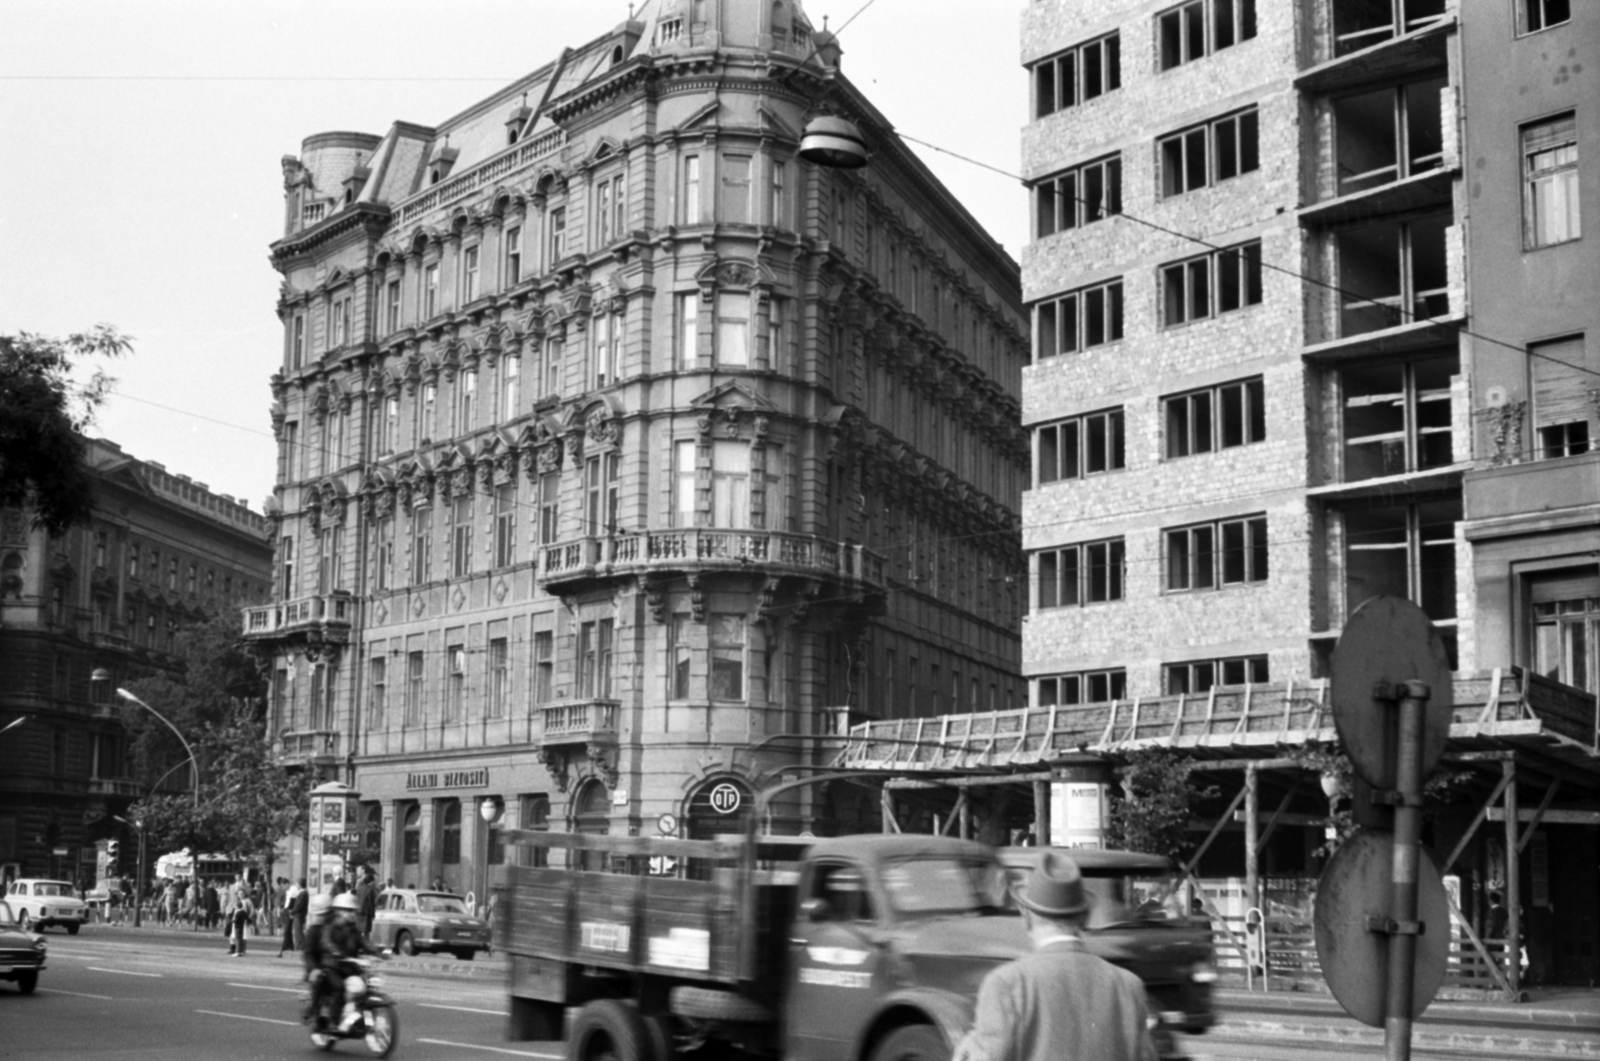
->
[539,699,619,749]
[538,528,889,596]
[242,593,354,652]
[277,729,342,769]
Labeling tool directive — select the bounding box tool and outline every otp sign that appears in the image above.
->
[708,783,743,815]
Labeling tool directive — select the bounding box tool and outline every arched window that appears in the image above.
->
[402,804,421,866]
[572,779,609,871]
[360,802,382,867]
[439,798,462,864]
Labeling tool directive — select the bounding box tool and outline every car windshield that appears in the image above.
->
[416,895,468,914]
[880,857,1009,918]
[1001,862,1187,927]
[34,882,74,897]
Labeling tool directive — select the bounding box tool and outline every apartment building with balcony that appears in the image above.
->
[249,0,1026,894]
[0,439,273,881]
[1020,0,1599,984]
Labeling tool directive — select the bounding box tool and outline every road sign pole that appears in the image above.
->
[1384,680,1428,1061]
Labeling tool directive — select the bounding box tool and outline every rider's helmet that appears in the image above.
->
[332,892,360,915]
[308,893,333,920]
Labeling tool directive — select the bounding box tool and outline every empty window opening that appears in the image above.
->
[1340,355,1455,480]
[1343,498,1458,621]
[1333,0,1449,58]
[1333,78,1446,197]
[1336,213,1449,336]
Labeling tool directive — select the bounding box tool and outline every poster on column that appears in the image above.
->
[1049,782,1106,849]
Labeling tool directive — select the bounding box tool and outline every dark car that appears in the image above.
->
[371,888,490,959]
[998,847,1217,1056]
[0,899,48,994]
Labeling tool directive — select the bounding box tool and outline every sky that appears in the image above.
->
[0,0,1027,512]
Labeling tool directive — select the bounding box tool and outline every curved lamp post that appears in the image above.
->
[90,669,199,808]
[479,797,501,920]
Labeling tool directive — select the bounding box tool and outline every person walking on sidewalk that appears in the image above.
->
[291,877,310,952]
[279,878,303,956]
[228,885,255,956]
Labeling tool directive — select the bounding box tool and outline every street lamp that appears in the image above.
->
[479,797,501,920]
[91,670,199,808]
[112,815,149,929]
[0,716,30,738]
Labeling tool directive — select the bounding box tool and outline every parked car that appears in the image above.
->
[371,888,489,959]
[997,848,1217,1057]
[0,899,48,994]
[5,880,89,934]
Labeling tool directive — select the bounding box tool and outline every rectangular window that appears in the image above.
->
[1032,33,1120,119]
[494,482,517,567]
[279,537,295,598]
[1162,241,1263,325]
[1524,114,1580,249]
[1036,408,1125,483]
[405,650,424,725]
[675,440,698,527]
[595,179,614,246]
[592,313,614,389]
[1164,377,1266,457]
[1158,0,1256,71]
[669,613,692,699]
[770,156,787,227]
[1166,514,1267,590]
[1334,0,1449,56]
[291,315,306,369]
[128,543,141,578]
[533,630,554,704]
[548,207,566,263]
[1341,355,1455,479]
[1034,279,1124,359]
[331,296,350,348]
[716,292,750,366]
[710,613,746,700]
[1336,213,1450,336]
[505,226,522,286]
[1037,669,1127,706]
[678,293,698,368]
[683,155,701,224]
[1333,79,1447,198]
[462,245,480,303]
[386,280,401,333]
[1519,0,1570,34]
[451,494,473,577]
[374,517,393,591]
[382,396,399,454]
[488,637,509,718]
[424,263,439,319]
[1035,155,1121,238]
[445,644,465,722]
[411,509,432,585]
[710,440,750,527]
[1160,108,1259,197]
[1037,538,1126,608]
[455,369,477,435]
[368,656,387,727]
[502,355,520,420]
[722,155,752,224]
[539,471,560,545]
[1165,655,1268,694]
[545,338,562,397]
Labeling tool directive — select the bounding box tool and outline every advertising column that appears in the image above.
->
[308,781,360,893]
[1049,762,1115,849]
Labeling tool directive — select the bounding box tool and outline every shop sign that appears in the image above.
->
[405,768,490,791]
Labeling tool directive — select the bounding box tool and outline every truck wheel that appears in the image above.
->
[871,1025,949,1061]
[509,997,565,1041]
[641,1012,676,1061]
[668,986,772,1024]
[569,999,649,1061]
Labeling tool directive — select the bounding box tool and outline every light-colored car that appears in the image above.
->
[5,880,89,934]
[0,899,48,993]
[371,888,489,960]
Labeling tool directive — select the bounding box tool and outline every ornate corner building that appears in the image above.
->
[0,439,273,881]
[248,0,1027,893]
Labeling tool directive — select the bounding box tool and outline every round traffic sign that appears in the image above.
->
[1330,595,1453,790]
[708,783,743,815]
[657,813,679,836]
[1314,830,1449,1027]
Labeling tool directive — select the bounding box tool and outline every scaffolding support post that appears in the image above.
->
[1244,765,1260,915]
[1503,759,1520,999]
[1032,780,1050,845]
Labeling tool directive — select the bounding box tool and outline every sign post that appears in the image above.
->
[1316,595,1453,1061]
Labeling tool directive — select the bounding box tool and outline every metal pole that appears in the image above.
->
[1384,680,1428,1061]
[133,827,147,929]
[1032,780,1050,846]
[1503,760,1521,998]
[1243,766,1260,989]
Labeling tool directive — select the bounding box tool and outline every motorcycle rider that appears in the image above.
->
[302,893,335,1026]
[323,891,382,1033]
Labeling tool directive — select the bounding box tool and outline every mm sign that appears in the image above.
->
[708,783,743,815]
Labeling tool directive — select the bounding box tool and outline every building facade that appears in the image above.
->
[0,439,273,882]
[250,0,1026,896]
[1020,0,1597,983]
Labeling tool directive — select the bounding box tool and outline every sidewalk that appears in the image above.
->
[1216,985,1600,1029]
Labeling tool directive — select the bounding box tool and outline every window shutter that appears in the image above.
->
[1531,336,1591,427]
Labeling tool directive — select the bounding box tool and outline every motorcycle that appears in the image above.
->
[305,956,399,1057]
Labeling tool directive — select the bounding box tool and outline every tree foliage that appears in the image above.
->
[1290,741,1475,859]
[0,325,130,535]
[1106,748,1219,862]
[123,613,309,869]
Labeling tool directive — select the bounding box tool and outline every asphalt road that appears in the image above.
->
[0,926,560,1061]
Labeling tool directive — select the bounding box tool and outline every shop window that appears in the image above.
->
[402,804,421,866]
[440,799,461,864]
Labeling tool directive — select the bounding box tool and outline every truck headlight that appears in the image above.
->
[1191,962,1218,983]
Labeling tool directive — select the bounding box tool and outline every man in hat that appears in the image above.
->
[954,852,1156,1061]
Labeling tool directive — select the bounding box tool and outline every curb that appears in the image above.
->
[1210,1017,1600,1058]
[1215,990,1600,1031]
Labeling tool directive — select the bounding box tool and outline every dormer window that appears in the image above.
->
[505,102,531,146]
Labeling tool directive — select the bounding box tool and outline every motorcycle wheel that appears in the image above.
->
[364,1003,398,1058]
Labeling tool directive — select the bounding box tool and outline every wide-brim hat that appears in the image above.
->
[1011,851,1089,917]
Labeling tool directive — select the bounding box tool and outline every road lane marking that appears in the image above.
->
[40,988,115,1000]
[87,966,163,977]
[195,1009,300,1026]
[227,982,303,994]
[420,1002,510,1015]
[417,1039,560,1058]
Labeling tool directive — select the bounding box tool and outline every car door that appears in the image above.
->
[371,893,396,947]
[785,860,894,1061]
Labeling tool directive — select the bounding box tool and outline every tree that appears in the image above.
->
[1105,748,1219,862]
[0,325,130,535]
[124,613,310,872]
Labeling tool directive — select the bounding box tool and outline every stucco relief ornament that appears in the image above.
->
[753,415,770,440]
[375,491,395,519]
[373,602,388,624]
[719,416,741,440]
[493,579,509,603]
[588,745,619,790]
[696,415,714,438]
[537,444,561,473]
[586,411,616,447]
[494,451,517,485]
[410,597,426,618]
[451,586,467,611]
[715,261,755,288]
[537,748,570,793]
[451,467,474,498]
